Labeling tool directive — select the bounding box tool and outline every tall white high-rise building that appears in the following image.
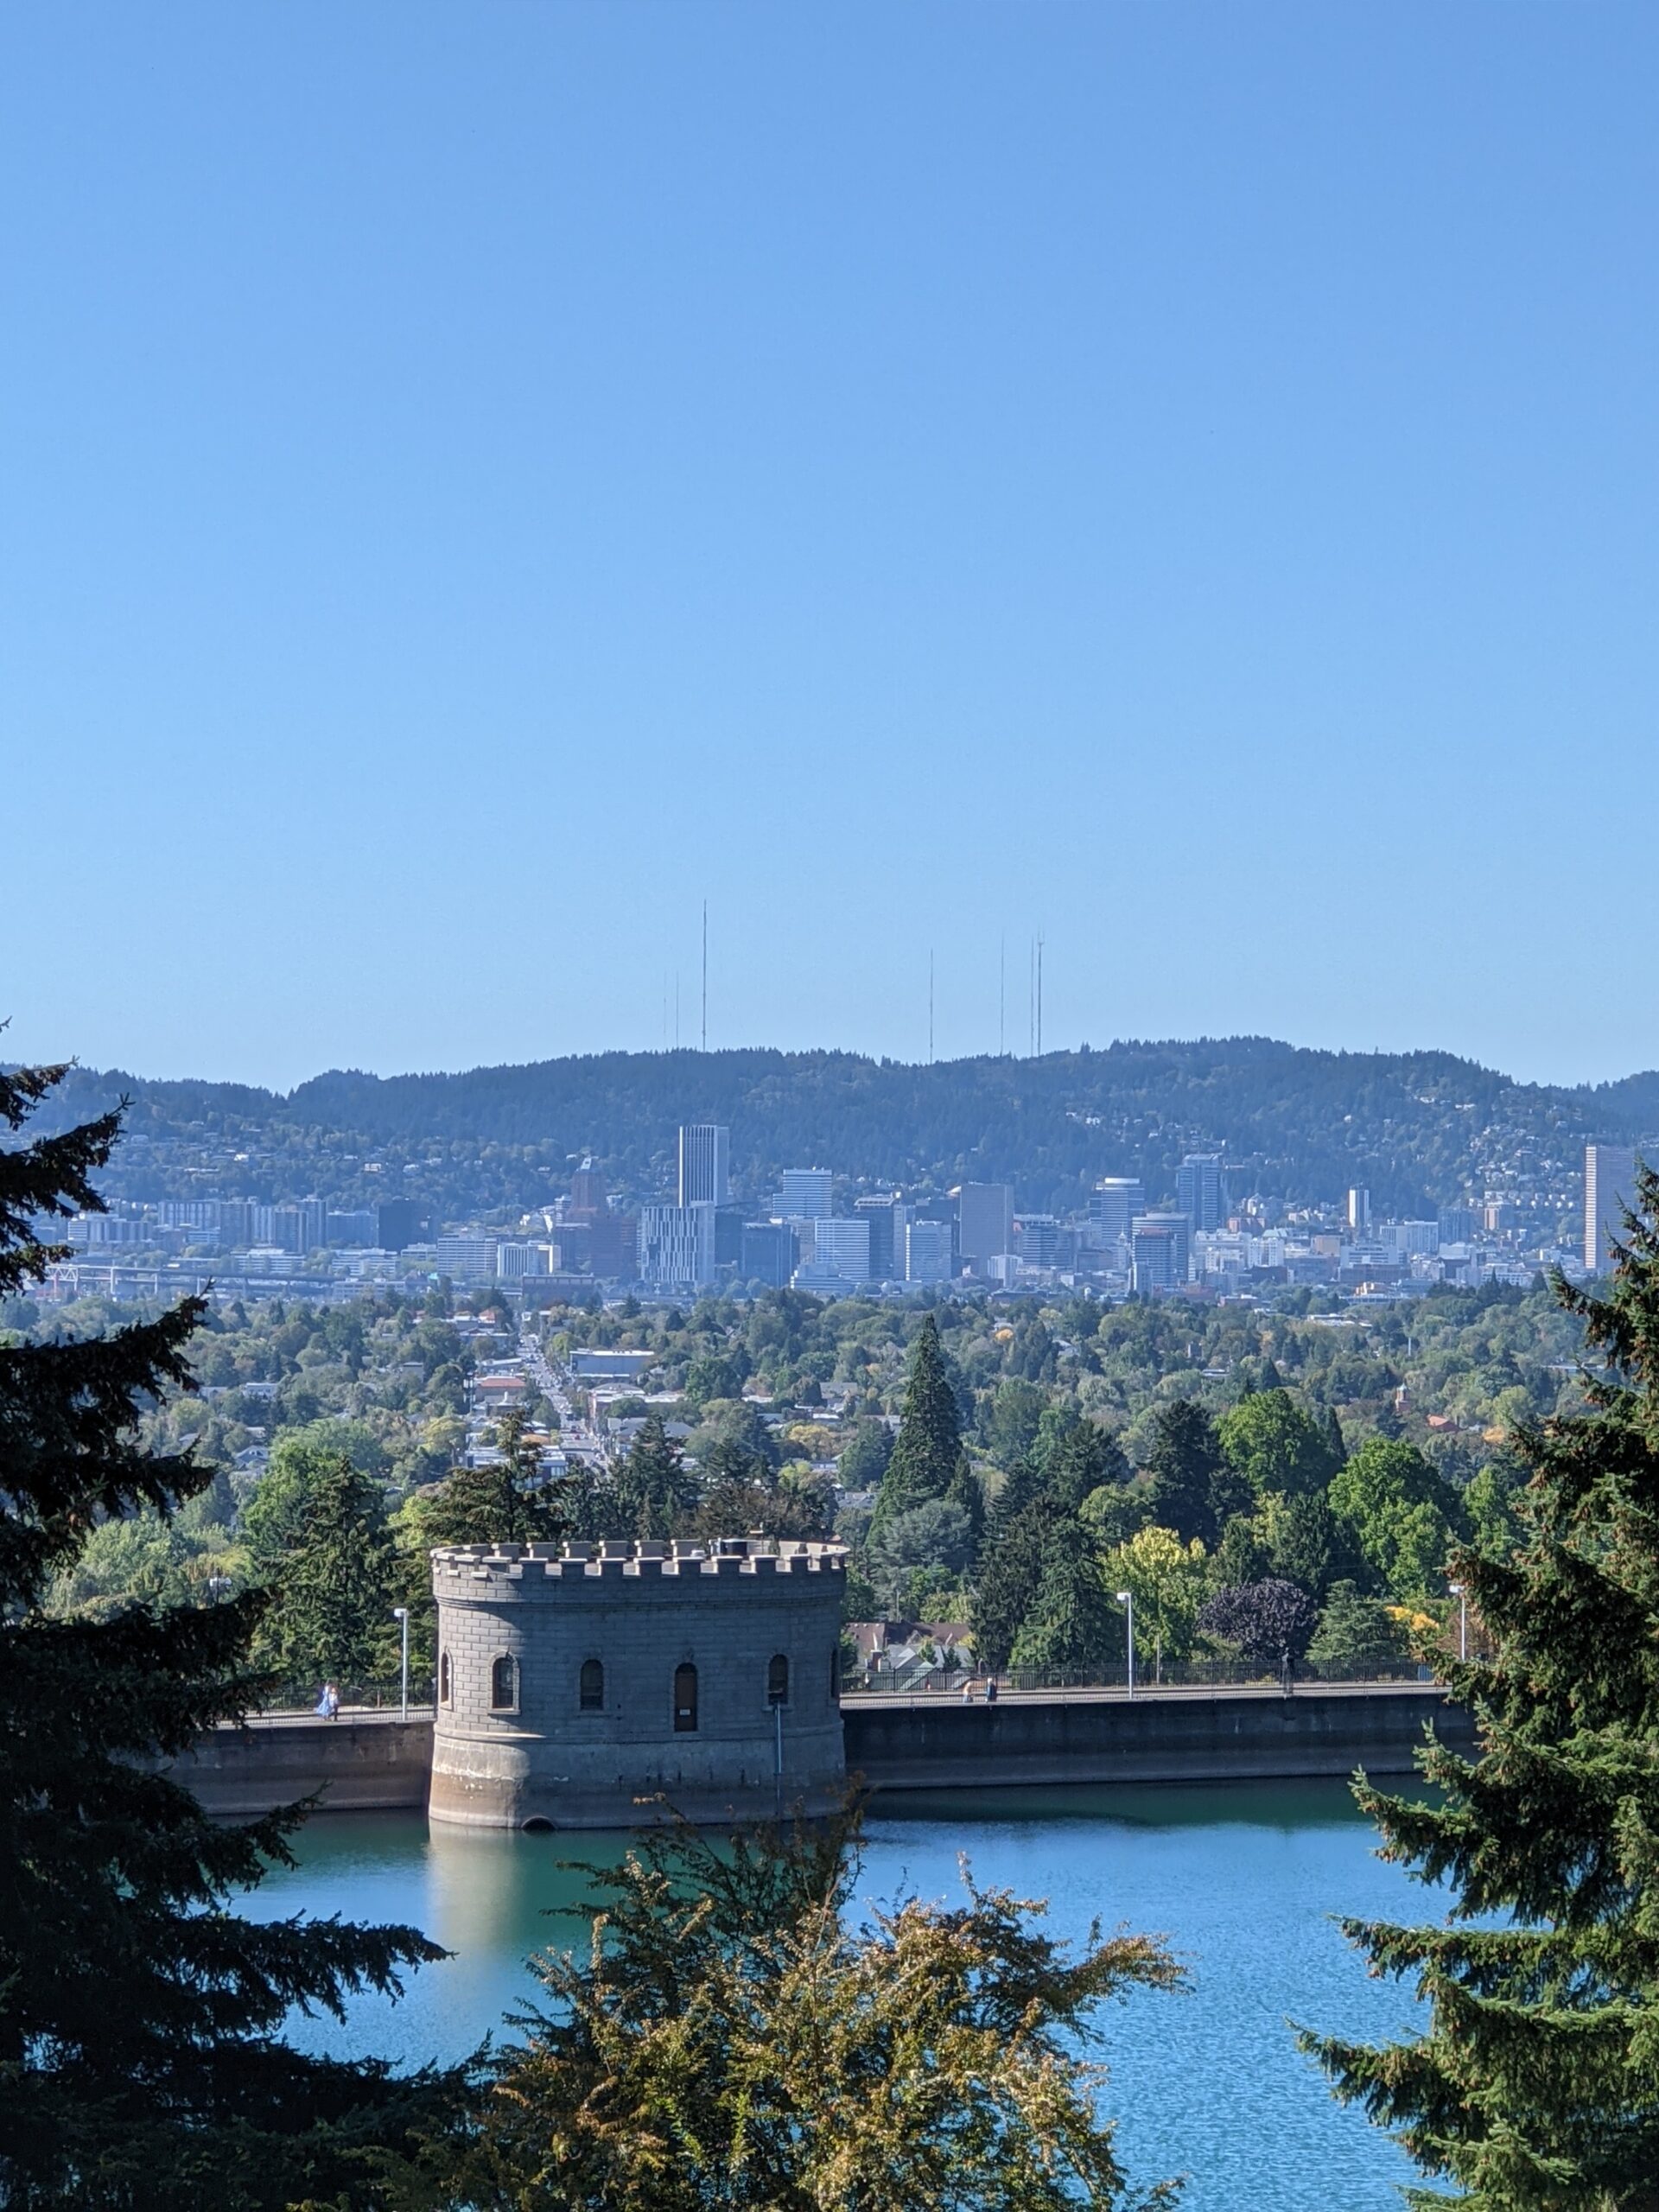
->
[775,1168,834,1220]
[1585,1144,1639,1274]
[905,1218,953,1284]
[1090,1178,1144,1246]
[1175,1153,1226,1233]
[1347,1187,1371,1233]
[677,1123,730,1207]
[792,1216,872,1292]
[638,1202,717,1287]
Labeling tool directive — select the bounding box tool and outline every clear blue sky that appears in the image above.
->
[5,3,1655,1091]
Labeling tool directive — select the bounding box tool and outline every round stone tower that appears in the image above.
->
[429,1536,849,1829]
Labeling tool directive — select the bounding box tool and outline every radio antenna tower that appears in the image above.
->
[701,900,708,1052]
[1036,933,1045,1058]
[998,934,1005,1057]
[929,949,935,1065]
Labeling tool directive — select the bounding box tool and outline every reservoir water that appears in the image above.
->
[252,1780,1427,2209]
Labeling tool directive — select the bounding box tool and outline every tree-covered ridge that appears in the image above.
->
[21,1033,1648,1220]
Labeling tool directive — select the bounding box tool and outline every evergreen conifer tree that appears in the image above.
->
[418,1408,570,1549]
[1010,1536,1122,1678]
[0,1064,458,2209]
[870,1315,962,1538]
[612,1413,697,1538]
[1144,1398,1225,1545]
[1306,1168,1659,2206]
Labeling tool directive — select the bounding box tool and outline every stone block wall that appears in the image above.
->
[429,1537,849,1828]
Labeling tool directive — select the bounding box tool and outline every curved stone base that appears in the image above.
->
[429,1722,849,1830]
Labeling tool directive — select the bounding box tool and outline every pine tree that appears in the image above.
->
[0,1063,459,2209]
[972,1497,1067,1671]
[613,1413,698,1538]
[1144,1399,1226,1545]
[418,1408,570,1549]
[1010,1535,1123,1678]
[870,1314,962,1538]
[1306,1168,1659,2207]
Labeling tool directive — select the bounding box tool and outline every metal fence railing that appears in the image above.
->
[842,1658,1434,1698]
[256,1680,436,1717]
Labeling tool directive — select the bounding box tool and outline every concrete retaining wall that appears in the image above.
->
[842,1686,1473,1792]
[166,1713,434,1819]
[168,1688,1474,1821]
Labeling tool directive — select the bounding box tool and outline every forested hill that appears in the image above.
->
[27,1039,1655,1223]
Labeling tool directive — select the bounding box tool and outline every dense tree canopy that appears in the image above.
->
[0,1063,458,2210]
[1309,1170,1659,2207]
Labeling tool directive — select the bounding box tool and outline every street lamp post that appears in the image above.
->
[391,1607,410,1719]
[1448,1581,1468,1665]
[1116,1589,1135,1698]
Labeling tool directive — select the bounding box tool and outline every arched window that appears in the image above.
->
[580,1657,604,1712]
[673,1662,698,1733]
[491,1655,518,1712]
[766,1653,790,1708]
[439,1651,452,1707]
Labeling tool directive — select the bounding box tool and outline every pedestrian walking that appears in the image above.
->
[984,1675,999,1706]
[315,1681,340,1720]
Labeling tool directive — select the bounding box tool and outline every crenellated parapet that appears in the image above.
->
[433,1536,847,1594]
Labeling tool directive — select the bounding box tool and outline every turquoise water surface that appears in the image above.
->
[251,1781,1427,2209]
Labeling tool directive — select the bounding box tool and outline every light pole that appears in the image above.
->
[391,1607,410,1719]
[1116,1589,1135,1698]
[1448,1581,1468,1664]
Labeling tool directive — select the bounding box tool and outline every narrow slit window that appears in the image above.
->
[439,1651,452,1707]
[673,1662,698,1733]
[766,1653,790,1707]
[580,1657,604,1712]
[491,1655,517,1712]
[830,1648,840,1704]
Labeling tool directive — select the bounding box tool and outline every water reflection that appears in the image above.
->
[251,1779,1421,2212]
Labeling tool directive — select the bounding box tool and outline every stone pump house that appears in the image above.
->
[429,1536,849,1829]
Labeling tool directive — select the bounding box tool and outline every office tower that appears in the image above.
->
[1347,1188,1371,1233]
[375,1198,426,1251]
[957,1182,1014,1274]
[855,1193,908,1281]
[638,1201,717,1287]
[1130,1221,1179,1294]
[1089,1177,1144,1246]
[588,1211,638,1281]
[1013,1214,1061,1267]
[569,1159,607,1216]
[325,1210,378,1247]
[905,1217,954,1284]
[775,1167,834,1220]
[1175,1153,1226,1234]
[1134,1210,1191,1284]
[714,1205,746,1267]
[1436,1205,1477,1247]
[1585,1143,1639,1273]
[741,1220,797,1287]
[677,1124,730,1207]
[435,1234,499,1284]
[807,1217,872,1282]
